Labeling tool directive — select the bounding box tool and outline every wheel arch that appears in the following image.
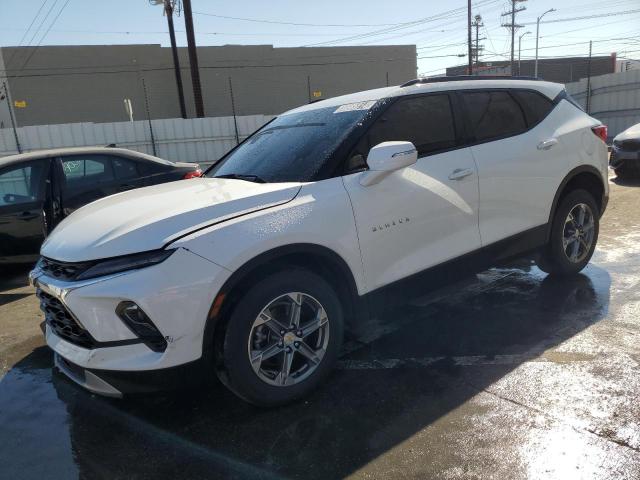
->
[202,243,366,364]
[546,165,606,242]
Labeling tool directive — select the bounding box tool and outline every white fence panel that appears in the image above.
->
[0,114,275,165]
[566,70,640,139]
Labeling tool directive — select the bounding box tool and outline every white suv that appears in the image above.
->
[30,77,609,405]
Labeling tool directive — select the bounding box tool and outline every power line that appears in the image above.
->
[13,0,60,68]
[1,56,425,79]
[191,11,405,27]
[19,0,72,71]
[3,0,50,69]
[301,0,500,47]
[522,8,640,25]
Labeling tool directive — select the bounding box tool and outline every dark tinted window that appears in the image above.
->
[354,94,456,157]
[512,90,554,126]
[112,157,139,179]
[208,104,374,182]
[0,161,47,206]
[61,156,113,183]
[462,91,527,141]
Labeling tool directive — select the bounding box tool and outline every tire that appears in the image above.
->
[218,269,344,406]
[536,189,599,276]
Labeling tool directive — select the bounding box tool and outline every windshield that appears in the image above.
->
[207,104,376,183]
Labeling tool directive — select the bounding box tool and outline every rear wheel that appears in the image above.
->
[218,269,343,406]
[536,189,599,276]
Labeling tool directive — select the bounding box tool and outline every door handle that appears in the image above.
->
[537,138,558,151]
[448,168,474,181]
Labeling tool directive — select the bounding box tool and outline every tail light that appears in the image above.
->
[183,168,202,179]
[592,125,608,143]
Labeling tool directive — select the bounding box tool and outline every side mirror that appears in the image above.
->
[360,141,417,186]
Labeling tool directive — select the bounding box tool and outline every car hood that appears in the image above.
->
[614,122,640,142]
[42,178,302,262]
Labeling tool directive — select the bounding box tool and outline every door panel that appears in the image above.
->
[0,160,49,260]
[461,91,567,245]
[59,154,117,215]
[343,148,480,292]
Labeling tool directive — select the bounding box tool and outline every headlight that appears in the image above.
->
[75,249,175,281]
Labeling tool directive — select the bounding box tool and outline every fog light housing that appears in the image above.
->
[116,301,167,352]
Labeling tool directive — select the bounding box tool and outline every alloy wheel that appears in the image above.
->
[247,292,330,386]
[562,203,595,263]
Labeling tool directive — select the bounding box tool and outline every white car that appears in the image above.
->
[29,77,609,406]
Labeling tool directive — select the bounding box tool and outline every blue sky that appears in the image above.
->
[1,0,639,76]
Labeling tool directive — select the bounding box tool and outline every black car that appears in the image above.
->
[0,146,201,264]
[610,122,640,178]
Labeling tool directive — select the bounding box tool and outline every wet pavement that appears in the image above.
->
[1,174,640,479]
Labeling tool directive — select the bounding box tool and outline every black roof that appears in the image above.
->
[400,75,540,87]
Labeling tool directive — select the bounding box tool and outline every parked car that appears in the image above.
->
[0,146,201,264]
[610,122,640,178]
[30,77,608,406]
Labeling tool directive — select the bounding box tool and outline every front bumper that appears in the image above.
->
[30,247,231,394]
[610,146,640,169]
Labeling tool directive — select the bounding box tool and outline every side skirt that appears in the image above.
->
[359,224,548,315]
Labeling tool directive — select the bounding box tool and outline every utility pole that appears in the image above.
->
[535,8,555,78]
[518,31,531,76]
[586,40,593,114]
[228,77,240,145]
[501,0,527,76]
[163,0,187,118]
[2,81,22,154]
[471,15,485,73]
[182,0,205,117]
[467,0,473,75]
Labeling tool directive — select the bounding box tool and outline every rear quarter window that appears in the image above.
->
[462,91,527,142]
[511,90,555,127]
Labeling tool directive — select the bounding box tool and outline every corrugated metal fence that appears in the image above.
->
[566,70,640,139]
[0,114,275,166]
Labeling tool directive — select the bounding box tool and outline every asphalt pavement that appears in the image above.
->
[1,173,639,479]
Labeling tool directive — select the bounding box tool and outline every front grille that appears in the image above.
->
[37,288,97,349]
[618,139,640,151]
[39,257,93,282]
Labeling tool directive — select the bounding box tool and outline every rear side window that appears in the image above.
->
[511,90,555,126]
[112,157,139,179]
[61,156,114,183]
[462,91,527,142]
[355,94,456,157]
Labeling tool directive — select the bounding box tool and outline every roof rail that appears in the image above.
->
[400,75,540,87]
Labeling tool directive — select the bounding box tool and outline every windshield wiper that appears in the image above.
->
[213,173,267,183]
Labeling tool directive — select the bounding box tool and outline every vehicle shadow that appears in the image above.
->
[0,264,611,480]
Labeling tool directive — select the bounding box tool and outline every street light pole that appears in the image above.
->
[518,31,531,76]
[535,8,555,78]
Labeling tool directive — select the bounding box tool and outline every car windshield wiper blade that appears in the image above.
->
[213,173,267,183]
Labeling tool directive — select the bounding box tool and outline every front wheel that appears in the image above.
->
[218,269,344,406]
[536,189,599,276]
